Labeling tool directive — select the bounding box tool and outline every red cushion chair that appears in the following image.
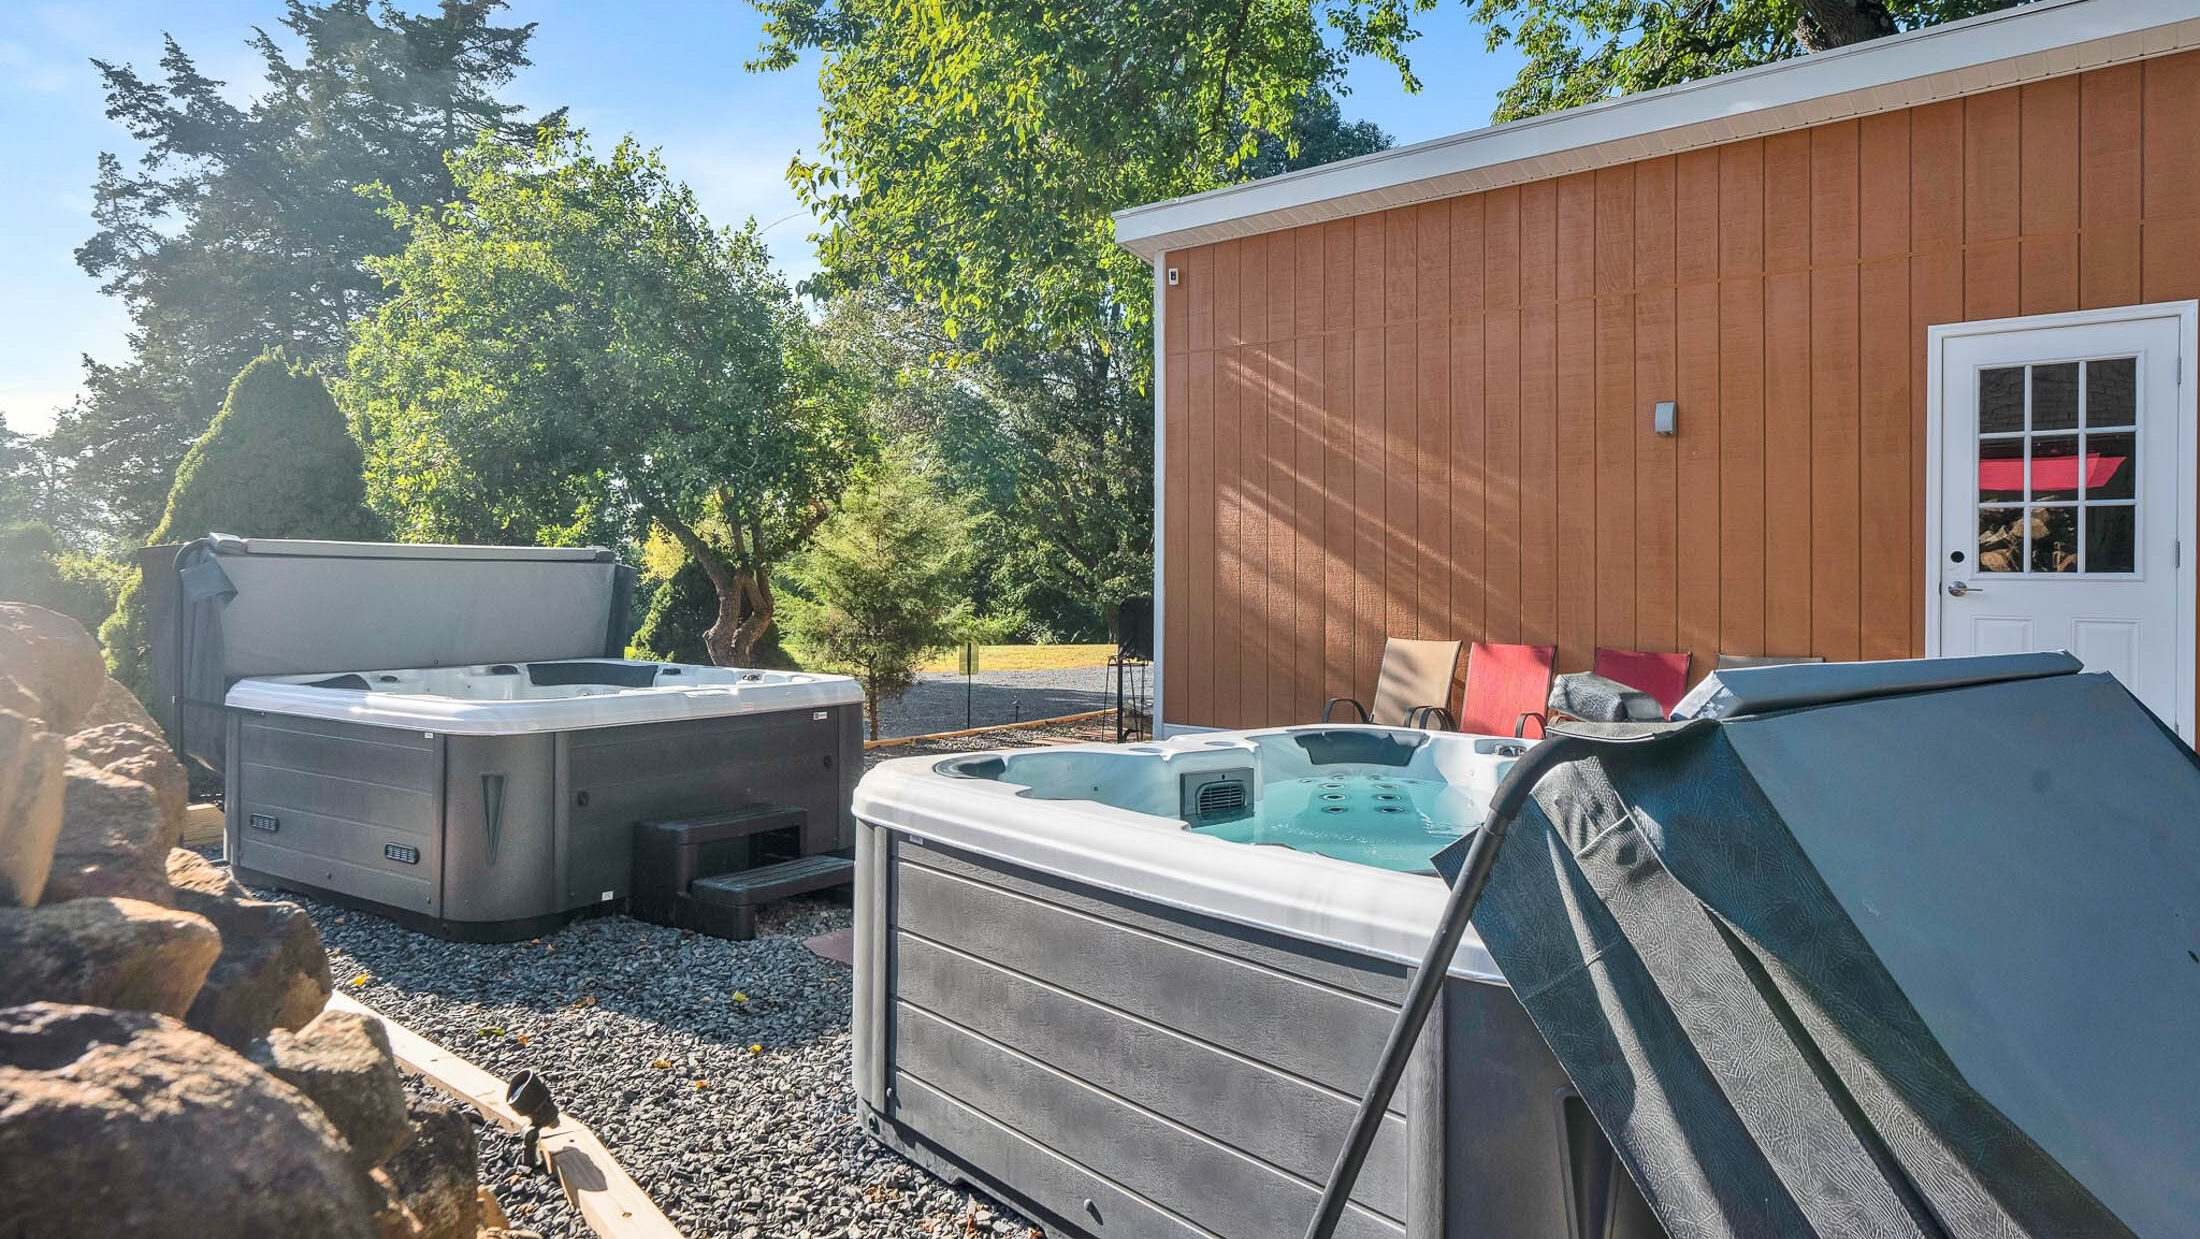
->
[1592,648,1693,716]
[1455,642,1556,737]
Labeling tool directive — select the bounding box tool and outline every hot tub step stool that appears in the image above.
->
[682,855,856,940]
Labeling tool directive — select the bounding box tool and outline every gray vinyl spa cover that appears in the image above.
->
[1459,655,2200,1239]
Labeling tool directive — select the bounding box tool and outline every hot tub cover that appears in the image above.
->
[1456,655,2199,1239]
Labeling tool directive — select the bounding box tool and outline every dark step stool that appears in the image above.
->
[681,855,856,940]
[631,804,806,928]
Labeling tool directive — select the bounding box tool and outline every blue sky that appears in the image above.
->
[0,2,1524,435]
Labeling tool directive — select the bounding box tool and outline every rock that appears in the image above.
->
[0,897,219,1016]
[382,1099,482,1239]
[0,1003,378,1239]
[81,674,161,734]
[251,1008,412,1168]
[0,709,65,907]
[43,757,177,904]
[0,675,42,719]
[0,604,105,733]
[168,845,244,899]
[175,875,332,1048]
[67,721,187,836]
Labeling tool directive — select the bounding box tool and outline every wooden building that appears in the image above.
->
[1117,0,2200,739]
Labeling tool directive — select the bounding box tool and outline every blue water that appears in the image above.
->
[1187,773,1491,874]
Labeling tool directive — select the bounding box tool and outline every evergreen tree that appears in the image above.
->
[780,454,986,739]
[102,350,383,697]
[50,0,554,538]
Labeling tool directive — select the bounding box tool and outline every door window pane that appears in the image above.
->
[2085,357,2136,427]
[1978,507,2023,573]
[1979,438,2025,504]
[2030,435,2081,501]
[2029,507,2078,573]
[2088,431,2136,501]
[2031,363,2079,430]
[1980,367,2026,433]
[2086,505,2136,574]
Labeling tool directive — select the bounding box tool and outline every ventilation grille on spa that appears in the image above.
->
[1181,769,1253,822]
[1198,780,1247,817]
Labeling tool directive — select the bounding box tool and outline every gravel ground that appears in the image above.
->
[273,720,1114,1239]
[871,666,1118,739]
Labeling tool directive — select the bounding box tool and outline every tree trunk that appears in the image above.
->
[651,508,775,667]
[863,684,880,741]
[1793,0,1896,51]
[701,566,774,667]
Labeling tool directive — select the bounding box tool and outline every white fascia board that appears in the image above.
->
[1114,0,2200,262]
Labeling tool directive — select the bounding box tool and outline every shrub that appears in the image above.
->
[103,350,383,698]
[780,453,991,738]
[0,523,124,630]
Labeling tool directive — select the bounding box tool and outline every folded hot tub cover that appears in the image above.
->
[1455,655,2200,1239]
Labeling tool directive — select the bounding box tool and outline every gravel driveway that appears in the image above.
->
[871,665,1118,739]
[293,721,1112,1238]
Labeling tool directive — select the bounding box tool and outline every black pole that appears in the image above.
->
[1302,732,1591,1239]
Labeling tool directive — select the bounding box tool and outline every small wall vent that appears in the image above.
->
[1180,769,1254,822]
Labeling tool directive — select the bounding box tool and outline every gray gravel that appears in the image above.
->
[872,666,1116,739]
[264,723,1110,1239]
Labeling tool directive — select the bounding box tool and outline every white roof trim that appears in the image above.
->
[1114,0,2200,262]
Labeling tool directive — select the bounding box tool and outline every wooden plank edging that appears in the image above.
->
[325,992,684,1239]
[863,707,1113,750]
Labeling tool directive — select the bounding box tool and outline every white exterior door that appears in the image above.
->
[1929,303,2196,739]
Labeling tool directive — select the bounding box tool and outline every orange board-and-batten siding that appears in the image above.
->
[1156,51,2200,731]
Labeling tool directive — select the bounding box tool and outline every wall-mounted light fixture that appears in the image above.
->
[1166,267,1180,286]
[1652,401,1676,436]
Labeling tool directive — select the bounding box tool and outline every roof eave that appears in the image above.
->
[1114,0,2200,263]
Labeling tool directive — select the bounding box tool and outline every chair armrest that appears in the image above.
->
[1402,705,1457,731]
[1322,697,1371,724]
[1513,711,1546,739]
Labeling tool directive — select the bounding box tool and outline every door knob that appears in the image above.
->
[1946,581,1984,597]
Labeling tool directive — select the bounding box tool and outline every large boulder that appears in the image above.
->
[250,1008,411,1169]
[43,757,177,905]
[169,850,332,1047]
[0,1003,378,1239]
[68,721,187,837]
[0,604,105,733]
[167,846,243,899]
[0,709,65,907]
[0,897,219,1016]
[81,675,161,735]
[381,1099,481,1239]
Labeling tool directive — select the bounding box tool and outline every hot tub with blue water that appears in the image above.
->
[850,725,1659,1239]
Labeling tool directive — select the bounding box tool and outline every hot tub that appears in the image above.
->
[138,536,866,939]
[225,658,863,938]
[851,725,1662,1239]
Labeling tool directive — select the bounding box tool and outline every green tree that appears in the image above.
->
[1468,0,2026,121]
[102,350,384,696]
[347,129,868,665]
[780,452,986,739]
[752,7,1393,636]
[51,0,552,538]
[752,0,1411,352]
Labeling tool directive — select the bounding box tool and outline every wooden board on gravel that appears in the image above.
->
[326,992,683,1239]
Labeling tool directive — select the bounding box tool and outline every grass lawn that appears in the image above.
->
[918,643,1115,672]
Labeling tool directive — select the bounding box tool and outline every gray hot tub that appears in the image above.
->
[145,536,864,939]
[850,727,1662,1239]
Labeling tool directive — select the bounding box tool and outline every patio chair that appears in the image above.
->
[1323,638,1461,729]
[1455,642,1556,737]
[1592,648,1693,716]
